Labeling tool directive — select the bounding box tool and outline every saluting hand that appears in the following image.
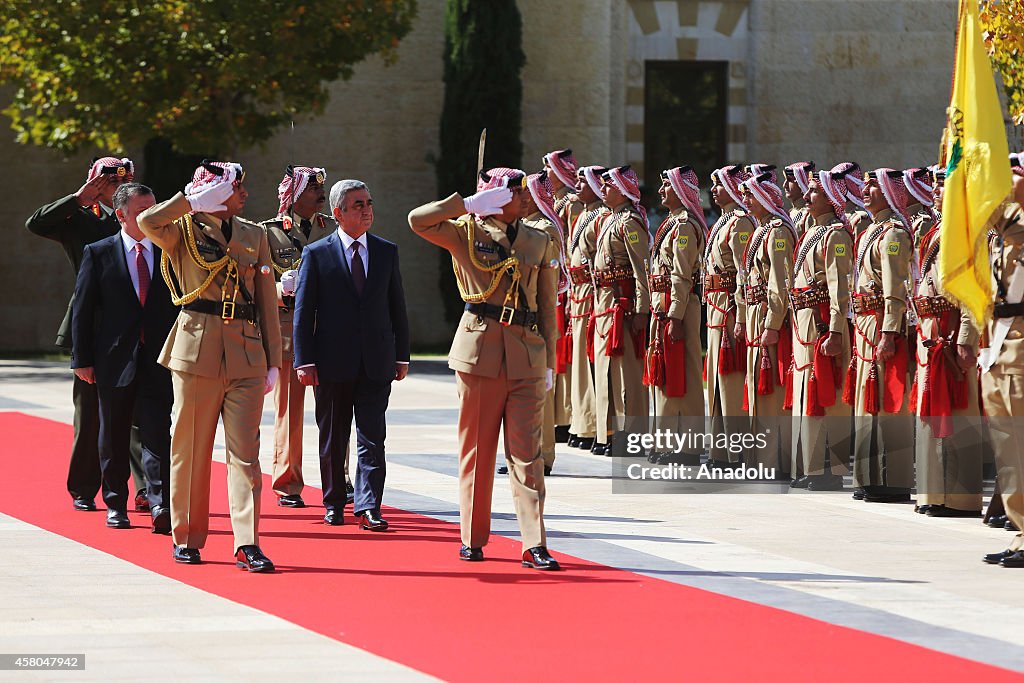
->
[74,175,115,208]
[187,181,234,214]
[463,186,513,217]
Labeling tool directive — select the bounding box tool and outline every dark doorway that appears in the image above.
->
[644,60,728,203]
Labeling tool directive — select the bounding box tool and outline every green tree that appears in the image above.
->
[0,1,417,194]
[434,0,525,323]
[981,0,1024,125]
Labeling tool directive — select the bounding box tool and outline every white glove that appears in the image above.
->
[545,368,554,392]
[280,269,298,296]
[187,181,235,214]
[463,186,513,217]
[264,366,280,395]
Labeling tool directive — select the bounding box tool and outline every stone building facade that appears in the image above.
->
[0,0,960,351]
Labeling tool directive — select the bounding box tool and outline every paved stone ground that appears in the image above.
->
[1,359,1023,680]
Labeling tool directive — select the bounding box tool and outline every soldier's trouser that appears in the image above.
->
[272,351,306,497]
[705,325,745,463]
[595,330,648,441]
[914,415,983,510]
[170,371,263,550]
[555,372,571,426]
[746,343,791,475]
[980,369,1024,551]
[456,368,546,551]
[853,356,913,489]
[568,315,596,439]
[542,388,557,467]
[792,363,853,478]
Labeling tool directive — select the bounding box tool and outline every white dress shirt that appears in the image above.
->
[120,230,154,300]
[337,229,369,277]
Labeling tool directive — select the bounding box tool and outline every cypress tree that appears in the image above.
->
[435,0,526,323]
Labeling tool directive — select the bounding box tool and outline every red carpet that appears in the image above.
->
[0,411,1020,681]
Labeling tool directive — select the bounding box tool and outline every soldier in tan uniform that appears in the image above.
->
[789,170,854,490]
[738,173,795,475]
[847,168,914,504]
[565,166,608,453]
[982,164,1024,567]
[911,169,982,517]
[260,166,336,508]
[645,167,705,465]
[592,166,650,453]
[830,162,872,237]
[138,160,281,572]
[408,167,561,570]
[704,165,755,467]
[904,167,938,251]
[784,161,815,236]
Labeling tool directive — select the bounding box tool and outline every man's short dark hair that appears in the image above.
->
[112,182,154,212]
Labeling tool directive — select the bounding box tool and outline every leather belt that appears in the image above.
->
[791,284,830,311]
[569,265,592,285]
[465,302,539,328]
[913,295,955,318]
[745,283,767,305]
[702,272,736,292]
[649,273,671,294]
[994,302,1024,319]
[184,299,257,322]
[594,265,634,288]
[852,293,884,315]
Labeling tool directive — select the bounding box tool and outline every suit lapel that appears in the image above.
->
[111,237,141,310]
[363,235,387,296]
[327,234,355,293]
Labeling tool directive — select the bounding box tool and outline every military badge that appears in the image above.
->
[627,231,640,244]
[774,239,787,251]
[887,242,900,255]
[678,235,689,248]
[739,232,750,243]
[834,244,847,257]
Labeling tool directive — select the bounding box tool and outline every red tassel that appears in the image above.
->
[664,333,687,397]
[782,362,794,410]
[718,331,735,375]
[632,324,647,362]
[777,324,792,387]
[736,334,747,374]
[757,349,774,396]
[909,378,918,415]
[807,368,825,416]
[742,381,749,412]
[702,354,708,382]
[644,340,664,387]
[864,363,880,415]
[882,336,908,414]
[842,354,857,406]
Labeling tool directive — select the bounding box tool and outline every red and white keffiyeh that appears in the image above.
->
[711,164,750,208]
[579,165,605,198]
[185,160,244,195]
[665,166,707,233]
[902,168,934,207]
[527,171,569,293]
[830,161,865,210]
[606,165,648,230]
[785,161,814,194]
[741,173,795,236]
[87,156,134,182]
[277,166,326,216]
[543,149,578,189]
[813,171,852,231]
[477,167,525,192]
[872,167,912,230]
[745,163,777,186]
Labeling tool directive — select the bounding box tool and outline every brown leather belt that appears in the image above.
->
[852,293,884,315]
[745,284,767,305]
[594,265,634,288]
[913,295,956,318]
[791,284,829,311]
[649,273,671,294]
[569,265,592,285]
[465,302,538,327]
[184,299,257,322]
[703,272,736,292]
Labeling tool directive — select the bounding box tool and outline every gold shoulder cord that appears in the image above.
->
[451,217,522,310]
[160,214,238,306]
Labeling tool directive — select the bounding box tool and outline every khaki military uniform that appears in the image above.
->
[409,194,558,551]
[703,206,755,463]
[912,224,982,510]
[981,202,1024,549]
[592,204,650,442]
[138,193,282,550]
[790,213,853,477]
[260,212,335,497]
[908,204,935,251]
[551,187,581,437]
[566,201,606,441]
[850,208,913,491]
[647,208,704,439]
[789,200,812,237]
[848,207,873,237]
[742,218,794,472]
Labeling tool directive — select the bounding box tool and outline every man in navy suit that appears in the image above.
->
[293,179,410,530]
[71,183,179,533]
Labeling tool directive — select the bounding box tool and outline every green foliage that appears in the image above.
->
[435,0,525,322]
[981,0,1024,126]
[0,0,417,155]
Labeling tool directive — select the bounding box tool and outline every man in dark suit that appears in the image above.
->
[71,183,179,533]
[26,157,147,512]
[294,179,410,530]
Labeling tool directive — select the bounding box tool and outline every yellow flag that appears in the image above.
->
[939,0,1012,329]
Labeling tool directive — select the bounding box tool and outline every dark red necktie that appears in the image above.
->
[350,242,365,295]
[136,243,149,343]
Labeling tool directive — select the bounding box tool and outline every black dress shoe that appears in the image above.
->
[324,509,344,526]
[345,481,355,505]
[567,435,580,448]
[151,507,171,535]
[459,545,484,561]
[862,487,911,504]
[522,546,561,571]
[544,465,552,477]
[807,474,845,492]
[235,545,275,573]
[554,425,571,443]
[852,488,865,501]
[926,506,981,518]
[915,504,936,515]
[497,464,509,475]
[358,510,389,531]
[988,515,1009,528]
[1007,519,1021,532]
[984,549,1017,565]
[1001,550,1024,568]
[790,476,812,489]
[277,494,306,508]
[575,437,594,450]
[72,497,96,512]
[134,488,150,512]
[106,509,131,529]
[173,546,202,564]
[590,442,607,456]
